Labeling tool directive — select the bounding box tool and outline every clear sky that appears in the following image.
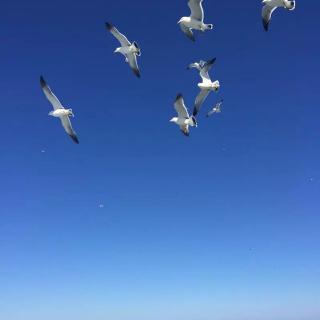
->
[1,1,320,320]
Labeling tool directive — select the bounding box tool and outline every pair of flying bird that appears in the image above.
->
[178,0,297,41]
[171,94,223,137]
[38,22,142,145]
[170,58,221,137]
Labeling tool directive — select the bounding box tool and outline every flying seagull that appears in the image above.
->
[105,22,141,78]
[40,76,79,144]
[262,0,295,31]
[190,58,220,116]
[207,99,223,117]
[178,0,213,42]
[170,94,197,137]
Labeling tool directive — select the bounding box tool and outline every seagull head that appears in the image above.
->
[284,0,295,10]
[67,109,74,117]
[213,80,220,92]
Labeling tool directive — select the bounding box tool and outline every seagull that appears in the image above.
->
[262,0,296,31]
[170,94,197,137]
[191,58,220,116]
[178,0,213,42]
[105,22,141,78]
[207,99,223,117]
[40,76,79,144]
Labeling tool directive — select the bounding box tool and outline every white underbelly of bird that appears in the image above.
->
[183,18,211,31]
[198,80,220,91]
[49,109,71,117]
[174,118,194,126]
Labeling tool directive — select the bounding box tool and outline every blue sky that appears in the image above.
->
[1,1,320,319]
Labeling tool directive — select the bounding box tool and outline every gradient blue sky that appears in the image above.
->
[1,1,320,320]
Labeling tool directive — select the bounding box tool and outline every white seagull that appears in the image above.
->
[262,0,296,31]
[170,94,197,137]
[106,22,141,78]
[40,76,79,144]
[207,99,223,117]
[178,0,213,42]
[191,58,220,116]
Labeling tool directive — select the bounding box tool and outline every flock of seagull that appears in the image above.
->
[40,0,296,142]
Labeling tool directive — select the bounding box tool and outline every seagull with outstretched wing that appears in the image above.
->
[178,0,213,42]
[170,94,197,137]
[207,99,223,117]
[105,22,141,78]
[262,0,295,31]
[40,76,79,144]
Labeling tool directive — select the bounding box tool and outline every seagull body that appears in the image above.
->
[262,0,295,31]
[170,94,197,136]
[190,58,220,116]
[178,0,213,42]
[207,99,223,117]
[40,76,79,144]
[106,22,141,78]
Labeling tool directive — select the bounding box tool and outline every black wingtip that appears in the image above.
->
[209,57,217,64]
[176,93,183,101]
[181,130,190,137]
[105,22,113,31]
[263,20,269,31]
[192,108,198,117]
[70,134,79,144]
[40,75,46,87]
[133,68,141,78]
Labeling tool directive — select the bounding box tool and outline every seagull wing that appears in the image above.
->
[203,58,216,73]
[127,53,141,78]
[262,4,277,31]
[180,124,190,137]
[200,69,212,83]
[174,94,190,119]
[199,58,216,82]
[106,22,131,47]
[193,90,210,116]
[40,76,64,110]
[180,24,195,42]
[188,0,204,21]
[60,115,79,144]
